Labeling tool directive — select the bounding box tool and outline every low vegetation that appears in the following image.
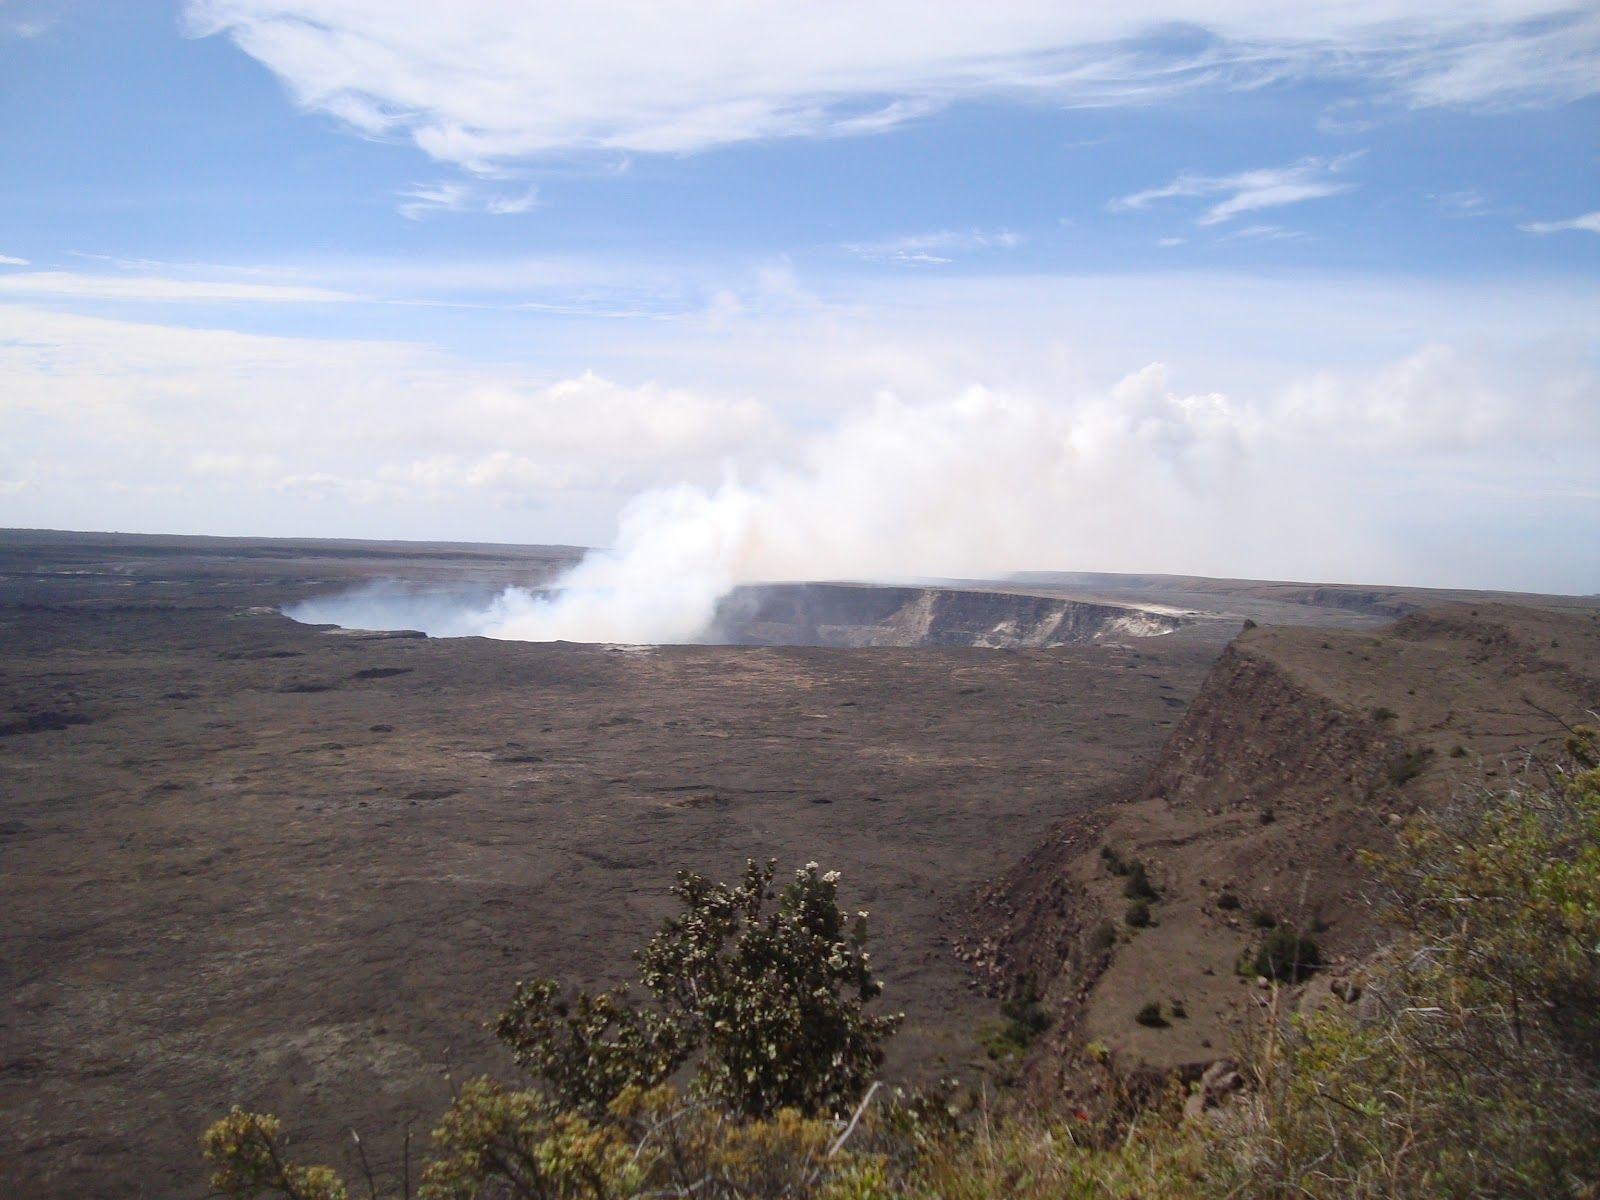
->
[204,734,1600,1200]
[980,976,1051,1070]
[1134,1001,1167,1028]
[1250,927,1321,983]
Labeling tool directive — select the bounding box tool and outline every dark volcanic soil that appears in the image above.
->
[0,532,1226,1198]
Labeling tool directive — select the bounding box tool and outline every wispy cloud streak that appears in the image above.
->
[183,3,1600,169]
[1112,155,1359,226]
[1519,210,1600,235]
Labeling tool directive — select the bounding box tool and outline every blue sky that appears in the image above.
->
[1,1,1597,592]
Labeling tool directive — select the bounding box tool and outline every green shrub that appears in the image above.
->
[1253,927,1321,982]
[1236,745,1600,1198]
[203,861,902,1200]
[1124,901,1151,928]
[985,976,1052,1062]
[1216,890,1241,911]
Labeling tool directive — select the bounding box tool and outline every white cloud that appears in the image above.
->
[1113,155,1358,226]
[1317,113,1378,135]
[3,9,56,39]
[0,271,363,304]
[0,255,29,266]
[841,229,1021,265]
[3,267,1597,591]
[1429,188,1492,216]
[1400,12,1600,108]
[183,2,1600,168]
[398,180,539,220]
[280,348,1600,643]
[0,305,780,530]
[1520,210,1600,235]
[1279,344,1600,451]
[1217,223,1308,242]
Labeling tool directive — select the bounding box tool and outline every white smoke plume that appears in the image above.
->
[288,367,1281,643]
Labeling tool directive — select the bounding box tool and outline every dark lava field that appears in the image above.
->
[0,529,1562,1197]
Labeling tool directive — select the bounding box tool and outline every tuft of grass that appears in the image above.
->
[1134,1001,1167,1028]
[1384,748,1432,789]
[1100,844,1130,876]
[1122,862,1158,902]
[1086,919,1118,957]
[1124,901,1152,928]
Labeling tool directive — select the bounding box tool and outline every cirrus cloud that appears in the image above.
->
[1112,154,1360,226]
[1519,210,1600,235]
[0,270,364,304]
[183,2,1600,170]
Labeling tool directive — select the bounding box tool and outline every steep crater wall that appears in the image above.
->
[968,602,1600,1088]
[705,583,1187,648]
[286,580,1191,648]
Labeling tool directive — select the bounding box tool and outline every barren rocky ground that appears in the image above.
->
[0,532,1227,1198]
[4,530,1591,1197]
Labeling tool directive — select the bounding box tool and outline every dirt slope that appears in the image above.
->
[975,602,1600,1087]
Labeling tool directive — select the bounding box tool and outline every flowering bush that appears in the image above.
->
[203,860,902,1200]
[497,860,900,1120]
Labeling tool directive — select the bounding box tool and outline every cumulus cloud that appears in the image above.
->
[0,306,779,523]
[1279,344,1600,451]
[183,2,1600,169]
[283,343,1600,644]
[1519,210,1600,235]
[290,375,1256,643]
[1113,155,1359,225]
[5,267,1597,595]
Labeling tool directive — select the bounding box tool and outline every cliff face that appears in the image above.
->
[973,602,1600,1086]
[706,583,1187,648]
[1139,645,1395,814]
